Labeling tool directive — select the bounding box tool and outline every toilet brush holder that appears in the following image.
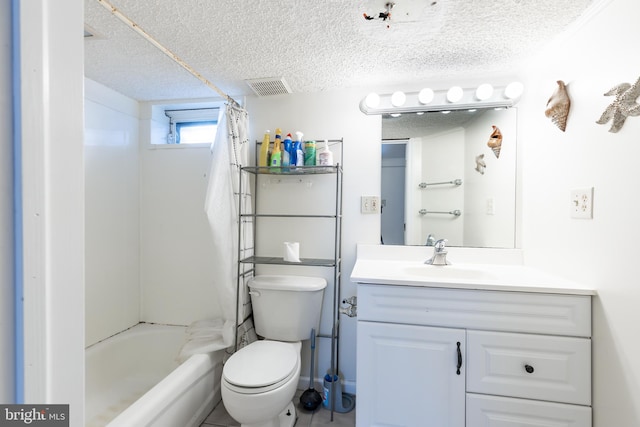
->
[323,374,355,413]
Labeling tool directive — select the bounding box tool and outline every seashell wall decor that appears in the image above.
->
[596,76,640,133]
[545,80,571,132]
[474,153,486,175]
[487,125,502,158]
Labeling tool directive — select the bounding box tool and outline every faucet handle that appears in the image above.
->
[434,238,448,252]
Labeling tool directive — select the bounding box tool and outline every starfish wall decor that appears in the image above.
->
[596,76,640,133]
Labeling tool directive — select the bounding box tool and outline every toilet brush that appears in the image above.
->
[299,329,323,411]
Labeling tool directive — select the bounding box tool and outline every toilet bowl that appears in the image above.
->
[221,341,301,427]
[220,275,327,427]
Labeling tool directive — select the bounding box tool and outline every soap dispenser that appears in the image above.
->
[318,139,333,166]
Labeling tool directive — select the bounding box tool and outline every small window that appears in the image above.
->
[164,108,219,145]
[175,121,218,144]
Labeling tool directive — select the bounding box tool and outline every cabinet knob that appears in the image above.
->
[524,364,534,374]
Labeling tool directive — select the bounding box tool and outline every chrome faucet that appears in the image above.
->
[425,238,451,266]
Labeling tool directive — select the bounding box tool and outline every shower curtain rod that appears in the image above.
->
[96,0,241,108]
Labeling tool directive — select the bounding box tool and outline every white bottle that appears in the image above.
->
[318,139,333,166]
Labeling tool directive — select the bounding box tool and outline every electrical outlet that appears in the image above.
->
[570,188,594,219]
[361,196,380,214]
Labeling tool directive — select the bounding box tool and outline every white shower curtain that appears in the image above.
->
[201,103,253,352]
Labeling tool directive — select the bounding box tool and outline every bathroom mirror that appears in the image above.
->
[381,107,517,248]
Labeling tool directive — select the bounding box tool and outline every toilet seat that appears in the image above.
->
[223,341,299,394]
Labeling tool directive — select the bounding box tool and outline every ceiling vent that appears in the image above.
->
[245,77,292,96]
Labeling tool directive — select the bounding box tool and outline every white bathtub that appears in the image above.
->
[85,323,224,427]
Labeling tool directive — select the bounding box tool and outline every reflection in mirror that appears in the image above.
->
[381,108,517,248]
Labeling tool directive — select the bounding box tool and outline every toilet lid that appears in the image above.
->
[223,341,298,388]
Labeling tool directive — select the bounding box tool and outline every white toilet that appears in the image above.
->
[221,275,327,427]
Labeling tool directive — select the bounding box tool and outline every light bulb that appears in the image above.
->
[446,86,463,103]
[365,92,380,108]
[475,83,493,100]
[418,88,434,104]
[391,91,406,107]
[504,82,524,99]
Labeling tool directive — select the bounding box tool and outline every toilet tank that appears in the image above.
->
[248,275,327,341]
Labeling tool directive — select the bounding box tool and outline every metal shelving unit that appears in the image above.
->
[235,139,343,420]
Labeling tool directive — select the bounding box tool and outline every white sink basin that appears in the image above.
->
[350,245,595,295]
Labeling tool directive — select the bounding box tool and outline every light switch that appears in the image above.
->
[361,196,380,214]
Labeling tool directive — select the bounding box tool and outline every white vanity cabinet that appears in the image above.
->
[356,283,593,427]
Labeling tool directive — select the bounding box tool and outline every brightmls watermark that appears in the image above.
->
[0,405,68,426]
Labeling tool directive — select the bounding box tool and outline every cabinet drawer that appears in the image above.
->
[358,284,591,337]
[467,393,591,427]
[467,331,591,405]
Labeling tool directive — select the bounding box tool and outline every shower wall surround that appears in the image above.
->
[85,80,226,346]
[85,79,140,346]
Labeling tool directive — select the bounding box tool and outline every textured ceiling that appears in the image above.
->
[84,0,594,101]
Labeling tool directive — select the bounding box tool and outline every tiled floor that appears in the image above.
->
[200,389,356,427]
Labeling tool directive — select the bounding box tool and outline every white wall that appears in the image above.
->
[464,108,517,247]
[518,0,640,425]
[19,0,84,423]
[246,89,380,390]
[138,102,222,325]
[0,0,15,404]
[418,129,465,245]
[84,79,140,346]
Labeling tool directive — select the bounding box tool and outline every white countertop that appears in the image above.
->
[351,244,596,296]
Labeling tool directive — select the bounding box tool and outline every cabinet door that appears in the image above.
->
[356,321,465,427]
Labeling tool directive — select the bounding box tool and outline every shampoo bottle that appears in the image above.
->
[270,128,282,172]
[294,131,304,167]
[304,140,316,166]
[318,139,334,166]
[258,130,270,168]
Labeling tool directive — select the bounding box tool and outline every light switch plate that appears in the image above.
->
[486,197,495,215]
[361,196,380,214]
[570,188,593,219]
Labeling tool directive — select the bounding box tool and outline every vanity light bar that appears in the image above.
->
[359,82,524,115]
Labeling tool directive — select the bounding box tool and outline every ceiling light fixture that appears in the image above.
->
[359,82,524,115]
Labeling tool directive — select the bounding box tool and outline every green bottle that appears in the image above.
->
[304,140,316,166]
